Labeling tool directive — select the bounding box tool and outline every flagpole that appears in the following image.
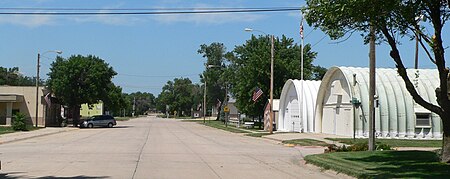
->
[300,15,304,132]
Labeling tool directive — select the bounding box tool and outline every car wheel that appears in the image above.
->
[88,123,93,128]
[107,123,113,128]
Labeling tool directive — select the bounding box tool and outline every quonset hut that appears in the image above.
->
[277,79,321,132]
[315,67,442,139]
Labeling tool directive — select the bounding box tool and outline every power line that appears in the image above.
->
[0,7,301,15]
[117,73,199,78]
[0,7,298,11]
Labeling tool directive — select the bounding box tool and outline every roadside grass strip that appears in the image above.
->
[245,133,272,137]
[305,150,450,178]
[325,138,441,147]
[202,120,250,133]
[282,139,329,146]
[0,126,15,135]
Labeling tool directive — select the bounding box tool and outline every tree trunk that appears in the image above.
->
[442,133,450,163]
[71,106,80,127]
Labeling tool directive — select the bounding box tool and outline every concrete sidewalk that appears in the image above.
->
[261,132,349,156]
[0,127,79,145]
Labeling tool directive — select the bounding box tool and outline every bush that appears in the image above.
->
[325,141,392,153]
[12,113,27,131]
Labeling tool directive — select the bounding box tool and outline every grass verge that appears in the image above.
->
[282,139,329,146]
[326,138,441,147]
[0,126,15,135]
[0,126,41,135]
[201,120,250,133]
[245,133,272,137]
[115,117,134,121]
[305,150,450,178]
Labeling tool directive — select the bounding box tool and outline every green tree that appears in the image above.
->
[198,43,227,120]
[0,66,41,86]
[125,92,156,116]
[226,35,320,117]
[47,55,117,126]
[156,78,199,117]
[103,84,127,116]
[303,0,450,162]
[157,81,175,115]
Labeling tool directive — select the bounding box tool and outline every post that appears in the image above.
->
[35,53,40,127]
[203,77,207,123]
[269,35,274,134]
[132,96,136,117]
[368,25,376,151]
[300,19,304,133]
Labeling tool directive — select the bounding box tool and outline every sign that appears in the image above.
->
[223,106,230,113]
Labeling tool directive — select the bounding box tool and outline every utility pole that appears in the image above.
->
[269,35,274,134]
[35,53,40,127]
[203,75,207,123]
[368,25,376,151]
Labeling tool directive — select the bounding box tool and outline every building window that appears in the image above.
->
[415,113,431,128]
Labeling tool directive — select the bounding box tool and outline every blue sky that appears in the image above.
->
[1,0,448,95]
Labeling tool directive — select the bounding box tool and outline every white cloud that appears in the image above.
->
[153,12,264,25]
[69,14,146,26]
[0,15,54,27]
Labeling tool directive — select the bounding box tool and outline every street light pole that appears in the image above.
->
[35,50,62,127]
[269,35,274,134]
[245,28,274,134]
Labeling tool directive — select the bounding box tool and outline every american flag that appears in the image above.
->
[252,87,263,102]
[300,19,304,39]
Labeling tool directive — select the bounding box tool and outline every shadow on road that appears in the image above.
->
[0,172,110,179]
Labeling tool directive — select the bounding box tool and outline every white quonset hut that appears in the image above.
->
[315,67,442,139]
[278,79,321,132]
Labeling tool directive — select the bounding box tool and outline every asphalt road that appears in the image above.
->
[1,116,345,179]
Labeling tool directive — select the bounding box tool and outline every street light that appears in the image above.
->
[202,64,221,124]
[35,50,62,127]
[245,27,275,134]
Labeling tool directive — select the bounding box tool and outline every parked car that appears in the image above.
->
[79,115,117,128]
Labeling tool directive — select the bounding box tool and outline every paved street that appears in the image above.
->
[1,116,347,179]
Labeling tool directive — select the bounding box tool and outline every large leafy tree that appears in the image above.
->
[304,0,450,162]
[47,55,117,126]
[0,66,40,86]
[198,43,227,119]
[156,78,197,117]
[103,84,128,116]
[226,35,322,117]
[124,92,156,116]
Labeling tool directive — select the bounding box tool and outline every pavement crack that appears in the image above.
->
[131,122,152,179]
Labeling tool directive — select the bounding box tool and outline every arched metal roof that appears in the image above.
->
[315,67,442,138]
[278,79,321,132]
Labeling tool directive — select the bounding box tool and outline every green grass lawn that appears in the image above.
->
[245,132,272,137]
[282,139,330,146]
[115,117,133,121]
[326,138,442,147]
[201,120,250,133]
[305,150,450,178]
[0,126,15,135]
[0,126,41,135]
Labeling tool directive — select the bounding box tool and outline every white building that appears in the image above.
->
[277,79,321,132]
[315,67,442,139]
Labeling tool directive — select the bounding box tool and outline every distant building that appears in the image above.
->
[80,102,104,118]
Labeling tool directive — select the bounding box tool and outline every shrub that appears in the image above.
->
[325,141,392,153]
[12,113,27,131]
